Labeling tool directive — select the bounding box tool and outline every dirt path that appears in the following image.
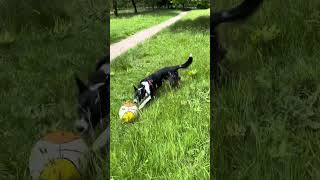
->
[110,11,188,62]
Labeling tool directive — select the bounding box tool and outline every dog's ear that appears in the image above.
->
[133,85,138,91]
[75,76,88,93]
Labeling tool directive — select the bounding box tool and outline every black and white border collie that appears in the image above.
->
[133,54,193,105]
[74,55,109,137]
[211,0,263,84]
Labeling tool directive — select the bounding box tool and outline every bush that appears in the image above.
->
[196,3,209,9]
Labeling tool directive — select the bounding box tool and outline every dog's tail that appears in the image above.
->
[178,53,193,69]
[212,0,263,28]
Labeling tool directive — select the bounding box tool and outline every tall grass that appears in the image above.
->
[0,0,108,179]
[0,0,74,32]
[0,0,109,33]
[214,0,320,179]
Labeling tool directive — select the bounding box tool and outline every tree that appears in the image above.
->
[172,0,189,9]
[113,0,118,16]
[152,0,155,10]
[144,0,155,10]
[131,0,138,13]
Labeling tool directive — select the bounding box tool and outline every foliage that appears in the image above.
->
[172,0,209,9]
[214,0,320,179]
[111,0,209,15]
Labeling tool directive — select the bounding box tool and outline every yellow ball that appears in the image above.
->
[29,131,88,180]
[39,159,81,180]
[119,101,139,123]
[122,111,135,123]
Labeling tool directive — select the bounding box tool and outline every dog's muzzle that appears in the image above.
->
[74,118,89,134]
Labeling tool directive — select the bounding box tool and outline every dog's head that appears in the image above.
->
[133,85,146,104]
[74,76,104,135]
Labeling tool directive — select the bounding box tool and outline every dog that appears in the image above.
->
[74,55,109,137]
[211,0,263,85]
[133,54,193,105]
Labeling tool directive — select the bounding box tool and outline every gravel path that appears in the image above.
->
[110,11,188,62]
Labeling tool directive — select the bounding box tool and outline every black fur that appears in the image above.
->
[211,0,263,85]
[133,55,193,104]
[74,55,109,136]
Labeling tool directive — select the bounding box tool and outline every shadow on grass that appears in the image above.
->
[111,9,179,19]
[168,15,210,33]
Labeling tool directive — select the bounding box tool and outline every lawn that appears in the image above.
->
[110,10,210,179]
[0,1,108,179]
[214,0,320,179]
[110,10,180,43]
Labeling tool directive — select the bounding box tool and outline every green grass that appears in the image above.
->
[0,1,108,179]
[110,10,180,43]
[214,0,320,179]
[110,10,210,179]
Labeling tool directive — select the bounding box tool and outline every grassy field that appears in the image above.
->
[214,0,320,179]
[0,0,108,179]
[110,10,210,179]
[110,10,180,43]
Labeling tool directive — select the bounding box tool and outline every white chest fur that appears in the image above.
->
[141,81,151,95]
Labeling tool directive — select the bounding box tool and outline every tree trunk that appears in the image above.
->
[131,0,138,13]
[113,0,118,16]
[152,0,154,10]
[182,3,185,10]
